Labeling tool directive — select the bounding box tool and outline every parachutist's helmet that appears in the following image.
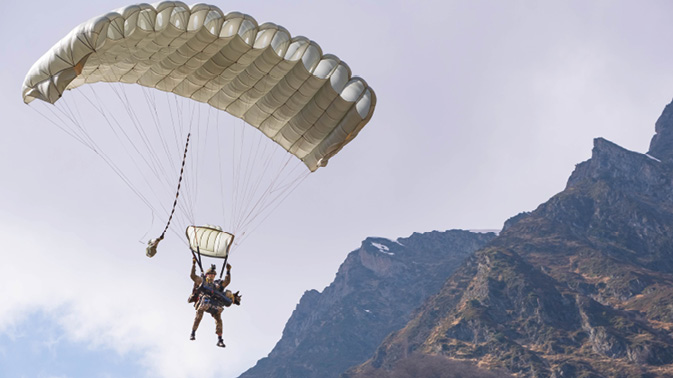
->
[206,264,217,275]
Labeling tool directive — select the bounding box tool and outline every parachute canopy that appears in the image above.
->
[22,1,376,171]
[186,225,234,259]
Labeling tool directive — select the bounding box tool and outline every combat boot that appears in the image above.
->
[217,336,225,348]
[190,331,196,341]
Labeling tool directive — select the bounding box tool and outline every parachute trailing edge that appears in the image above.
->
[21,1,376,171]
[186,225,234,259]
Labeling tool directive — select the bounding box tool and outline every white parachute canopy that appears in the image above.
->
[22,1,376,172]
[22,2,376,253]
[186,225,234,259]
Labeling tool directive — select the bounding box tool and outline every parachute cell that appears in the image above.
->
[21,1,376,172]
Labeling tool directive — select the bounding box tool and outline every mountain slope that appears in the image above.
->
[239,230,496,378]
[345,102,673,377]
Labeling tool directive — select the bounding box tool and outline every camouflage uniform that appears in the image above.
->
[190,264,230,336]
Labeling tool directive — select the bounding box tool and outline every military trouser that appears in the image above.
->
[192,298,223,335]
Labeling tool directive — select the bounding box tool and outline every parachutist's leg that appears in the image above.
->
[213,309,223,335]
[192,309,205,339]
[213,309,225,347]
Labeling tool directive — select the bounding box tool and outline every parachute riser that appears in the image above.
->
[219,255,229,280]
[191,245,204,274]
[220,234,234,279]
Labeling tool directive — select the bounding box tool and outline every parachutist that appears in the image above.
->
[189,260,240,347]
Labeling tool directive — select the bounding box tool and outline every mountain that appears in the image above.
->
[238,230,496,378]
[345,101,673,377]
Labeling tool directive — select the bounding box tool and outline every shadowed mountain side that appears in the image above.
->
[349,354,513,378]
[345,101,673,378]
[238,230,496,378]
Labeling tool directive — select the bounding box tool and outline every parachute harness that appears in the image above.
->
[145,132,191,257]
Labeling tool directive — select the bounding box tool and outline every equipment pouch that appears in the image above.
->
[188,291,198,303]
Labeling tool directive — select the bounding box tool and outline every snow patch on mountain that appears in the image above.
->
[371,242,394,256]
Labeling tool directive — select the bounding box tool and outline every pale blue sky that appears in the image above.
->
[3,1,673,377]
[1,312,144,378]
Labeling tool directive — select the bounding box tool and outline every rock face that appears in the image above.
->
[648,99,673,162]
[345,100,673,378]
[238,230,496,378]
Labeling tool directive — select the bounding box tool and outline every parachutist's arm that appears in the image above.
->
[221,268,231,289]
[190,262,201,285]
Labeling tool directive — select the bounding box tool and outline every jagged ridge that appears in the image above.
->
[346,100,673,377]
[239,230,496,378]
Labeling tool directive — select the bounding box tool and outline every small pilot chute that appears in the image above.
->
[187,225,234,278]
[186,225,234,259]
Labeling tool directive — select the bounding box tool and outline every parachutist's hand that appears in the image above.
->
[226,263,232,271]
[192,258,197,265]
[233,291,242,305]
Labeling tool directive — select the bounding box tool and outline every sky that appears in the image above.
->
[3,1,673,377]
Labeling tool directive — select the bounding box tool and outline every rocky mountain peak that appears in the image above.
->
[240,99,673,378]
[345,101,673,377]
[239,230,495,378]
[648,98,673,162]
[565,137,671,207]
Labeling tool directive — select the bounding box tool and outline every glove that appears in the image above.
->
[226,263,232,272]
[192,257,197,265]
[233,291,242,305]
